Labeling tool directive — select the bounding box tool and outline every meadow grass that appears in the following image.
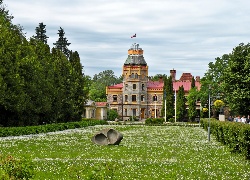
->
[0,125,249,179]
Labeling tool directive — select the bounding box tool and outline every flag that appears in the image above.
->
[131,33,136,38]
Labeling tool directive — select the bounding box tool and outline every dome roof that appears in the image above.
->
[124,43,147,65]
[124,55,147,65]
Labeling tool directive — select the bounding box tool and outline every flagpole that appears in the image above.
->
[155,93,156,118]
[175,89,176,123]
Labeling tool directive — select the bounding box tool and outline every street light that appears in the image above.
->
[208,85,211,142]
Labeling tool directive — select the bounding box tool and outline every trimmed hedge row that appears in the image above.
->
[145,118,165,125]
[200,118,250,159]
[0,119,108,137]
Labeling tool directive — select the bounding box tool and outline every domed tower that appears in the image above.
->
[122,43,149,119]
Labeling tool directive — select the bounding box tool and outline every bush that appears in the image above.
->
[168,118,175,123]
[145,118,164,125]
[107,110,119,121]
[0,119,108,137]
[0,155,35,179]
[129,116,139,121]
[200,118,250,159]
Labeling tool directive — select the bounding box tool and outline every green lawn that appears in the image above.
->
[0,125,249,179]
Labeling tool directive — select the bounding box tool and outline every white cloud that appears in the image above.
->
[5,0,250,79]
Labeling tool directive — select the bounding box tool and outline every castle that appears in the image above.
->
[106,43,201,120]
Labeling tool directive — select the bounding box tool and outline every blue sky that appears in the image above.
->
[5,0,250,79]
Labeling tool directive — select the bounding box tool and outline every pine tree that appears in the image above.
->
[53,27,71,57]
[187,87,198,122]
[34,22,48,43]
[162,76,174,120]
[191,76,195,88]
[176,85,186,121]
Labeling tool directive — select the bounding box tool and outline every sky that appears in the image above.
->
[4,0,250,79]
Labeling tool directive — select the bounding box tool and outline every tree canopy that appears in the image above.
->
[0,3,86,126]
[201,43,250,116]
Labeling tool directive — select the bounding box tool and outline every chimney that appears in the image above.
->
[159,77,163,83]
[195,76,200,82]
[170,69,176,82]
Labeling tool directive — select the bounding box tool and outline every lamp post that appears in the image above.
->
[154,93,157,118]
[121,94,123,121]
[208,85,211,142]
[174,89,177,123]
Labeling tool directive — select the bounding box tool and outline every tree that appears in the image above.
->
[149,74,167,81]
[34,22,48,43]
[0,6,28,126]
[89,70,122,101]
[68,50,85,120]
[223,43,250,115]
[187,87,198,122]
[176,85,186,121]
[53,27,71,58]
[162,76,174,120]
[191,76,195,88]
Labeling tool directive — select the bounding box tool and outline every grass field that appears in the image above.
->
[0,125,249,179]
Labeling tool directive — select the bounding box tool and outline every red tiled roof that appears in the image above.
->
[108,83,123,89]
[173,81,201,91]
[147,81,164,88]
[95,102,107,107]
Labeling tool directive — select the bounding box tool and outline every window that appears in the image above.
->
[135,73,138,79]
[132,95,136,102]
[113,95,117,102]
[125,84,128,90]
[125,95,128,102]
[142,84,145,90]
[131,73,134,78]
[124,109,127,116]
[133,84,136,90]
[141,95,145,101]
[153,95,157,101]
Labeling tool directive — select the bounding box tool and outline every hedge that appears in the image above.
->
[200,118,250,159]
[0,119,108,137]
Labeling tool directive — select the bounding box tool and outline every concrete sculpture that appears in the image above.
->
[92,128,123,145]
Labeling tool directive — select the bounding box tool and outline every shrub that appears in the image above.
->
[145,118,164,125]
[0,119,108,137]
[0,155,35,179]
[200,118,250,159]
[129,116,139,121]
[107,110,119,121]
[168,118,175,123]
